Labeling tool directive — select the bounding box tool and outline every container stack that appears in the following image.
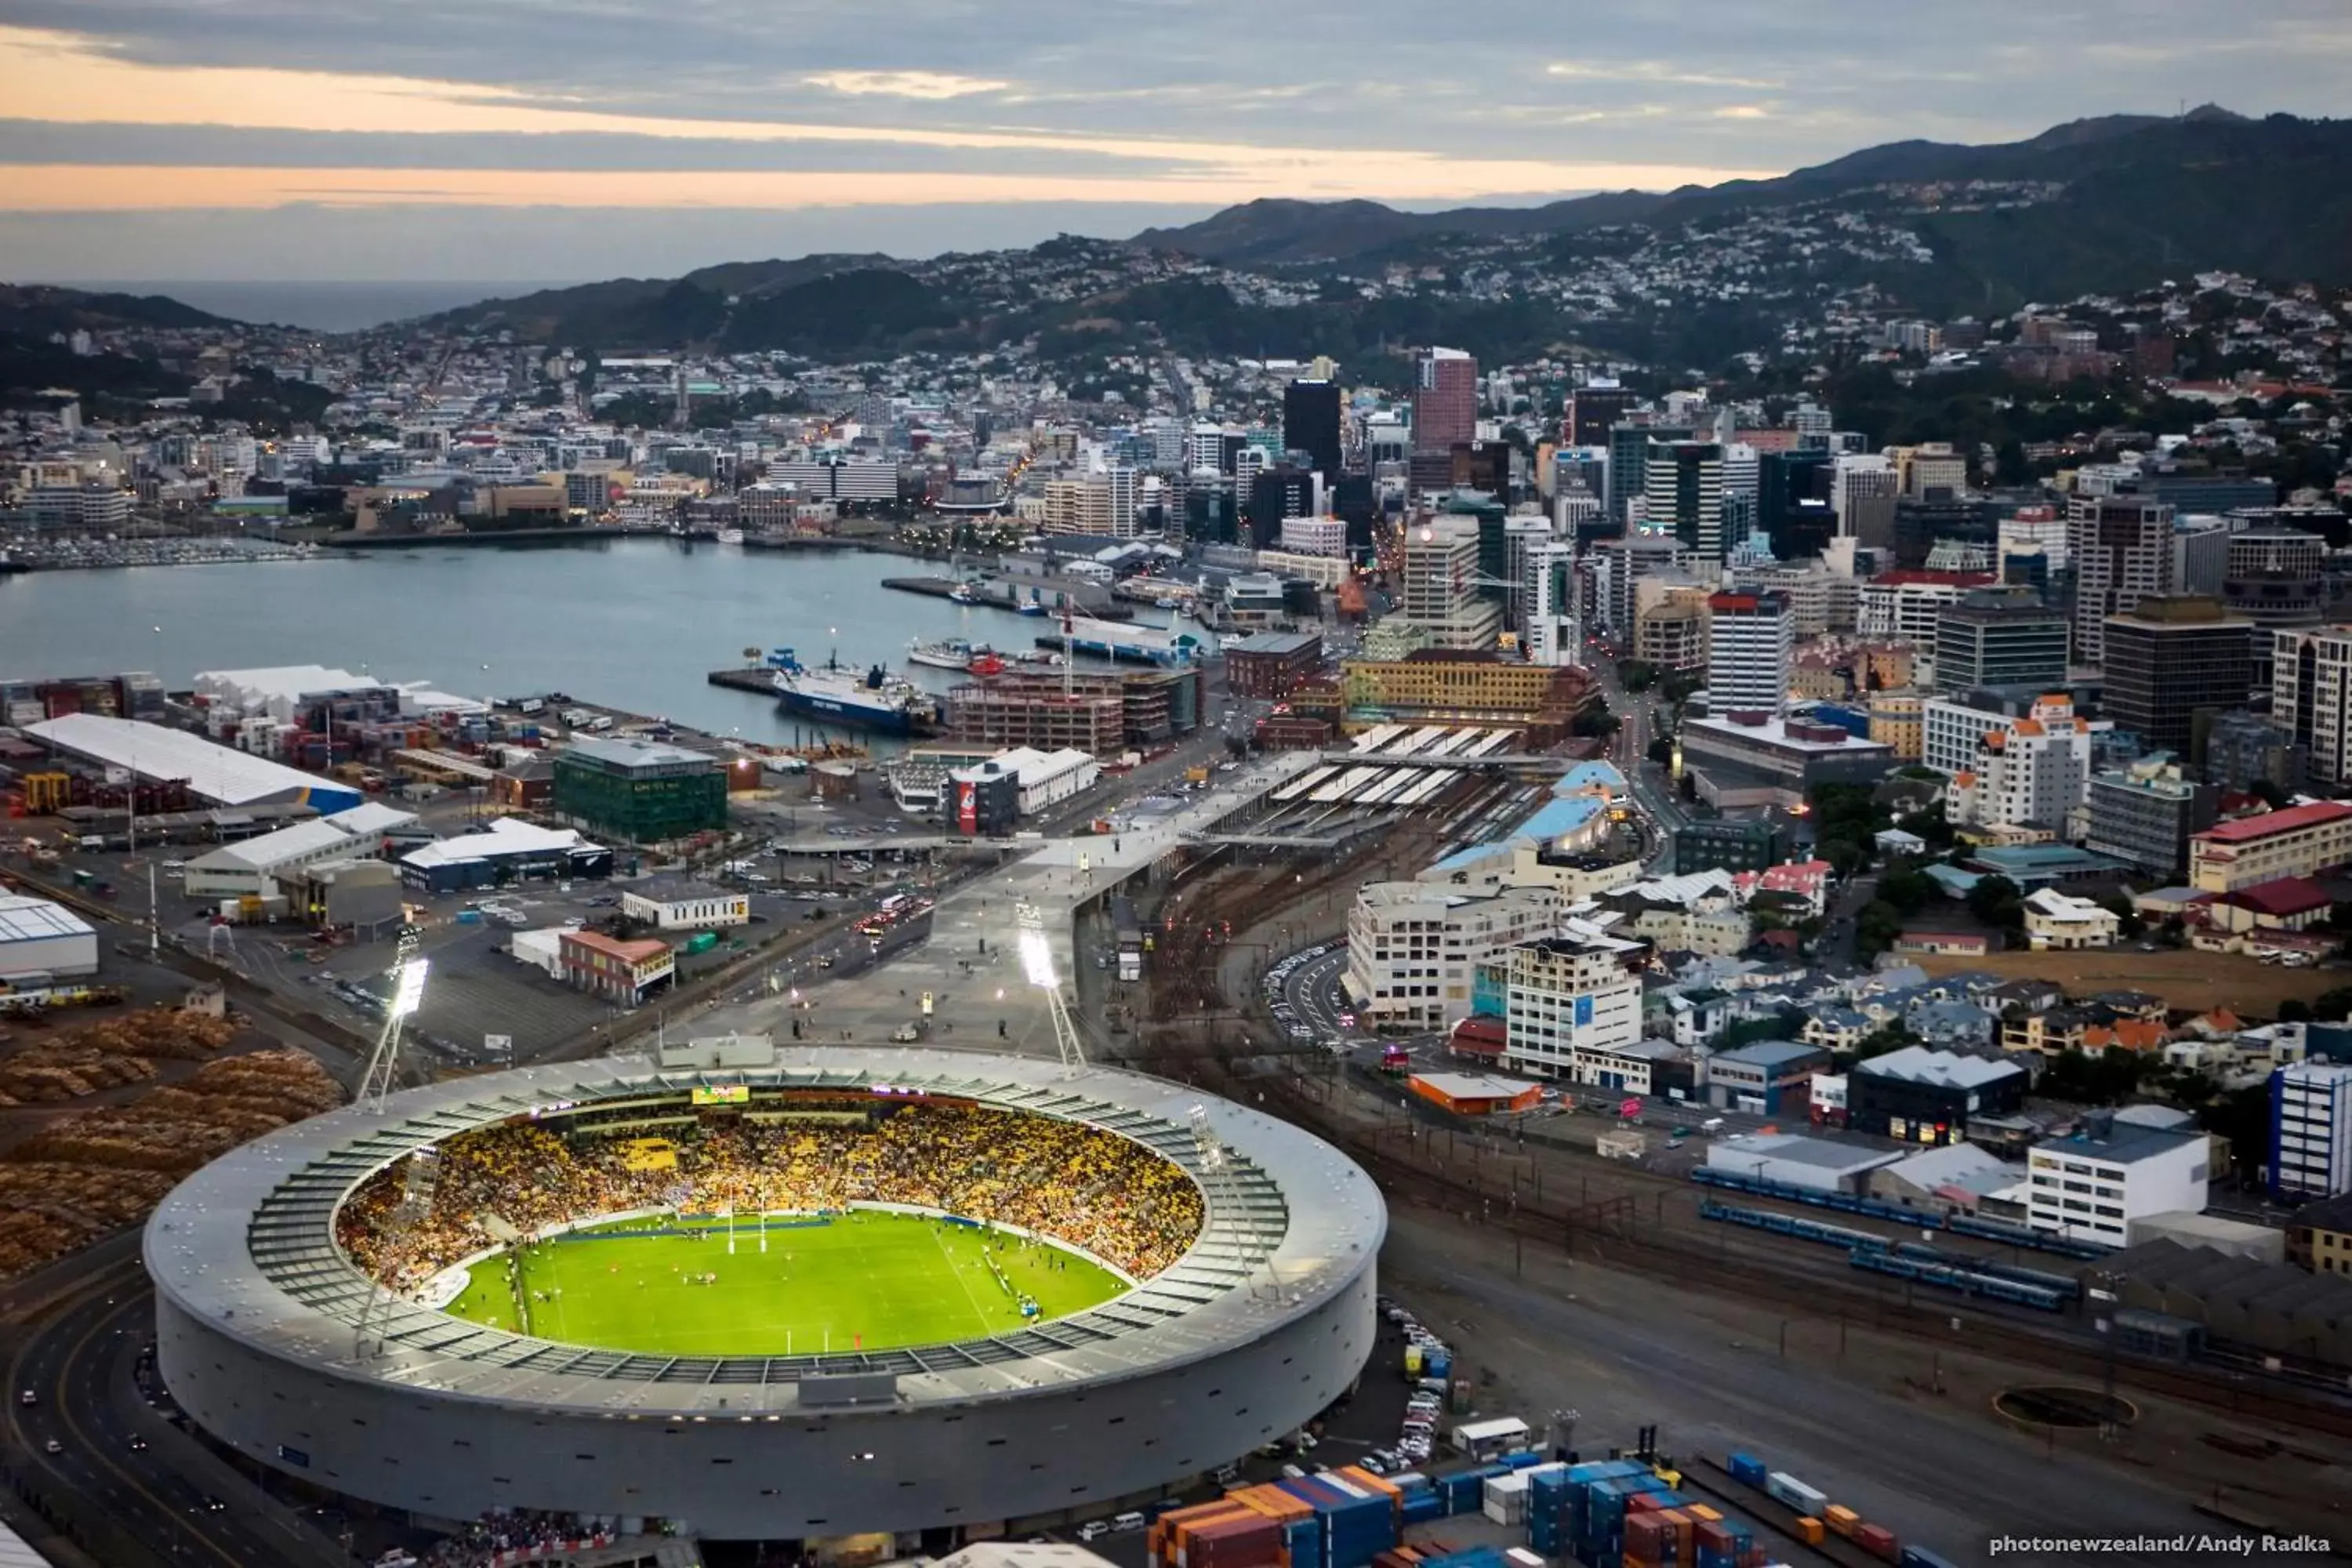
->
[1482,1472,1529,1527]
[1148,1501,1283,1568]
[1396,1475,1444,1527]
[1691,1511,1755,1568]
[1230,1482,1319,1568]
[1277,1468,1400,1568]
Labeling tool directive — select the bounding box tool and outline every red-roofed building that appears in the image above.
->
[2190,801,2352,892]
[2194,877,2336,939]
[559,929,674,1004]
[1448,1016,1507,1062]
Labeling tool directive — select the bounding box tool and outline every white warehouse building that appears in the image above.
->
[950,747,1102,817]
[0,895,100,980]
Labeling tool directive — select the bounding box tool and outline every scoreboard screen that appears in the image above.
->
[691,1083,751,1106]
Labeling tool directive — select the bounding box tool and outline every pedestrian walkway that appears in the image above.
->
[672,752,1323,1058]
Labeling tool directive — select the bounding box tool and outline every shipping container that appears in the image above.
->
[1794,1519,1824,1547]
[1821,1505,1860,1539]
[1854,1526,1900,1564]
[1765,1475,1826,1515]
[1900,1550,1962,1568]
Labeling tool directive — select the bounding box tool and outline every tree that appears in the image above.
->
[2249,778,2292,811]
[1646,736,1674,767]
[1854,900,1904,959]
[2311,985,2352,1022]
[1896,803,1956,851]
[1964,873,2025,935]
[1573,708,1621,739]
[1878,866,1935,916]
[1617,659,1657,693]
[2278,999,2312,1024]
[1850,1020,1916,1062]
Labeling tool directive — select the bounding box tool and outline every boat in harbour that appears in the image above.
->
[768,648,942,736]
[906,636,995,672]
[715,528,745,545]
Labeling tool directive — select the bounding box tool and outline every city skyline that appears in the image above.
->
[0,1,2347,281]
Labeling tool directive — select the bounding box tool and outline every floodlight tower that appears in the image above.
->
[354,1147,441,1359]
[360,932,429,1115]
[1015,902,1085,1070]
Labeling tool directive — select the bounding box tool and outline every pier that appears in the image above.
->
[881,576,1133,620]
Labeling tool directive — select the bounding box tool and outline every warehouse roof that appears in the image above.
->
[1224,631,1322,657]
[0,895,94,946]
[187,817,368,874]
[400,816,599,869]
[1710,1131,1900,1176]
[25,713,363,811]
[1856,1045,2023,1090]
[323,801,421,837]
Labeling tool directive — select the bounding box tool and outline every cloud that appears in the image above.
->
[804,70,1010,100]
[1544,60,1782,91]
[1713,105,1773,120]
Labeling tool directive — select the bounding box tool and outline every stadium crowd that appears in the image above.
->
[339,1102,1206,1289]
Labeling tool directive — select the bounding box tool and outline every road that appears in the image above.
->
[2,1235,351,1568]
[1588,649,1688,871]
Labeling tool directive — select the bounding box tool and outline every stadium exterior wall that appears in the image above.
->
[156,1268,1374,1537]
[146,1050,1384,1541]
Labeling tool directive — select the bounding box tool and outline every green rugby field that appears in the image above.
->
[443,1208,1126,1355]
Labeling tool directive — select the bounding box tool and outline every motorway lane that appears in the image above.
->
[5,1241,339,1568]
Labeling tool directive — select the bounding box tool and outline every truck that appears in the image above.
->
[684,931,721,955]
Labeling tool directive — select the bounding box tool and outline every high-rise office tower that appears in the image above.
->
[1643,441,1730,559]
[1606,419,1693,528]
[1281,378,1343,485]
[2068,494,2176,668]
[2270,625,2352,788]
[1759,449,1837,562]
[1564,383,1636,446]
[2101,595,2253,757]
[2223,528,2327,691]
[1398,517,1504,649]
[1411,348,1477,455]
[1706,590,1793,717]
[1933,589,2071,693]
[1832,454,1898,550]
[1526,541,1582,666]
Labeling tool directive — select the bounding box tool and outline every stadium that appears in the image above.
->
[146,1048,1385,1541]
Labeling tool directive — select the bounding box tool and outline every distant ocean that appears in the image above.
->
[93,281,579,332]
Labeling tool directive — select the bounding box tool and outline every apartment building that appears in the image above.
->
[2189,800,2352,893]
[2270,1061,2352,1200]
[1946,695,2096,833]
[1499,927,1650,1081]
[1345,882,1563,1031]
[2067,494,2175,667]
[2270,624,2352,788]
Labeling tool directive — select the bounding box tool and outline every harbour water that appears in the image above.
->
[0,538,1138,745]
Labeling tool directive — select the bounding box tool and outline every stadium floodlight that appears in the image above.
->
[1014,902,1083,1069]
[1018,928,1057,990]
[388,958,430,1018]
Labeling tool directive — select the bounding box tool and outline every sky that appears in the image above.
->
[1,1,2347,285]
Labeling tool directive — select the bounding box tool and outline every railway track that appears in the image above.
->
[1241,1073,2352,1443]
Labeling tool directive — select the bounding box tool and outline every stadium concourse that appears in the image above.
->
[742,750,1326,1051]
[146,1049,1384,1539]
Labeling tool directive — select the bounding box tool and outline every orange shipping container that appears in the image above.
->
[1796,1518,1826,1546]
[1231,1488,1313,1524]
[1335,1466,1402,1502]
[1686,1505,1722,1523]
[1824,1505,1861,1539]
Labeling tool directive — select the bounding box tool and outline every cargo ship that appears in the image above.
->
[768,648,942,736]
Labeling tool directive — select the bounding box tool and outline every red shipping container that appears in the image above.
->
[1625,1515,1670,1563]
[1628,1494,1666,1514]
[1856,1524,1900,1563]
[1694,1521,1735,1554]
